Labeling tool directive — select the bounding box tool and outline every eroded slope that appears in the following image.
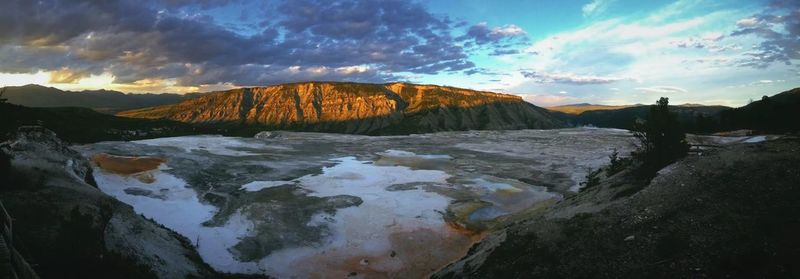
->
[118,82,561,134]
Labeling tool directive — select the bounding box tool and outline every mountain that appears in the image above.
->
[118,82,563,135]
[548,87,800,134]
[1,84,197,114]
[677,103,711,107]
[547,103,634,114]
[549,103,731,133]
[571,105,729,132]
[719,87,800,133]
[0,102,216,143]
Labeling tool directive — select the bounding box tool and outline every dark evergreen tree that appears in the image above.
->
[632,97,690,175]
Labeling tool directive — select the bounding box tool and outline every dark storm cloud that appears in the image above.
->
[268,0,472,73]
[0,0,155,46]
[157,0,236,9]
[463,67,505,76]
[175,64,396,87]
[731,1,800,68]
[457,22,528,45]
[0,0,479,86]
[489,49,521,56]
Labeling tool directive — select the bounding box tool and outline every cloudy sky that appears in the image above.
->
[0,0,798,106]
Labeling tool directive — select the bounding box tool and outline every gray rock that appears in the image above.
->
[624,235,635,241]
[0,127,214,278]
[254,131,283,139]
[124,187,167,200]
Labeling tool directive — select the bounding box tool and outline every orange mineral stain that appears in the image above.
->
[288,224,484,278]
[91,153,165,183]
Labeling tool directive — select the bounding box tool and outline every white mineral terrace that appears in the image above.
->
[78,128,640,277]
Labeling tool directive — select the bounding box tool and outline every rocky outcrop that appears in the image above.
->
[0,127,214,278]
[433,138,800,278]
[118,82,562,134]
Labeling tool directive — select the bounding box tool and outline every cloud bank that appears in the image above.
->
[0,0,526,88]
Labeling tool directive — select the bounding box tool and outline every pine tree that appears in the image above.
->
[632,97,689,174]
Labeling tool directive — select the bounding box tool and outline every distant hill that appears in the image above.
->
[119,82,563,135]
[549,88,800,134]
[0,102,217,143]
[719,87,800,133]
[550,103,731,133]
[1,84,199,114]
[547,103,634,114]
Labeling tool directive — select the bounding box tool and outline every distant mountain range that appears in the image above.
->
[546,103,638,114]
[0,84,202,114]
[718,87,800,133]
[0,102,210,143]
[546,87,799,133]
[118,82,563,134]
[546,103,713,115]
[2,82,797,138]
[548,104,731,133]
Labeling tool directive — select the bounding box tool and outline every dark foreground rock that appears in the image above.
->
[434,138,800,278]
[0,127,216,278]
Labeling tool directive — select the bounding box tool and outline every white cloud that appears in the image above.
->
[477,0,784,106]
[725,79,787,89]
[691,56,732,65]
[517,93,574,106]
[521,11,728,71]
[671,32,739,54]
[334,65,370,75]
[582,0,615,18]
[635,86,688,93]
[491,24,526,37]
[521,71,635,85]
[702,32,725,42]
[751,79,785,86]
[645,0,705,22]
[735,17,759,27]
[505,6,756,98]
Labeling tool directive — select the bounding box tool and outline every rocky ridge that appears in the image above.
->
[118,82,562,134]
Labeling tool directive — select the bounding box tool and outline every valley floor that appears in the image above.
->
[3,126,796,278]
[75,128,636,277]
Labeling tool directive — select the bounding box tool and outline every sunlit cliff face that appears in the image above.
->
[117,82,561,134]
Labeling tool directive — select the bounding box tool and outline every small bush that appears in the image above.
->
[606,148,632,176]
[580,168,603,191]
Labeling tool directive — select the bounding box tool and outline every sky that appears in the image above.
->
[0,0,798,107]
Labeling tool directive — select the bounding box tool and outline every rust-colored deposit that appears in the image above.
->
[299,225,484,278]
[91,153,165,175]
